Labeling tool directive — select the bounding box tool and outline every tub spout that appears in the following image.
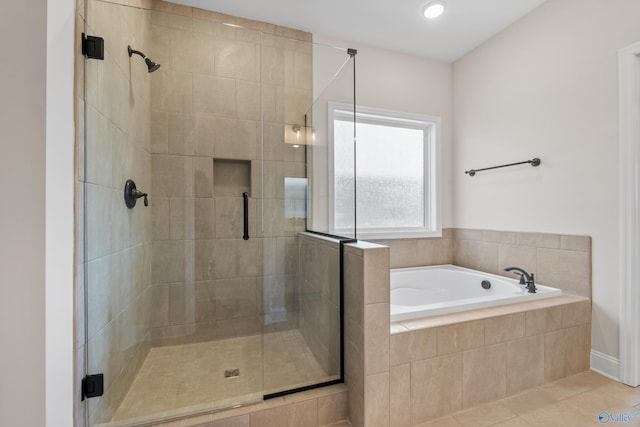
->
[504,267,537,293]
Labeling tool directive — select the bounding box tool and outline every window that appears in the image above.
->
[330,104,441,239]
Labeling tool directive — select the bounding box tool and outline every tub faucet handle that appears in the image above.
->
[504,267,537,293]
[529,273,536,293]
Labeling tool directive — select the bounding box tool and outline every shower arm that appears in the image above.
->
[128,46,146,59]
[127,45,161,72]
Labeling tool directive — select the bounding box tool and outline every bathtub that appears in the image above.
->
[390,264,562,322]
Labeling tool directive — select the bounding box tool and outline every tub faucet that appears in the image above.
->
[504,267,537,293]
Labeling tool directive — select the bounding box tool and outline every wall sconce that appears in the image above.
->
[285,124,311,147]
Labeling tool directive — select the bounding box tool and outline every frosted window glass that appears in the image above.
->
[285,177,307,219]
[334,120,356,230]
[334,119,425,231]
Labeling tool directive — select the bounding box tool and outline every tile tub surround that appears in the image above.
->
[343,238,592,427]
[372,228,454,269]
[452,229,591,299]
[343,241,391,427]
[391,296,591,425]
[373,228,592,298]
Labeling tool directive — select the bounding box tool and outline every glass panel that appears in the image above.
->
[260,37,354,396]
[83,0,156,425]
[306,52,356,238]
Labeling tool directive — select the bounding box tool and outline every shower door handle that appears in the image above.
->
[243,192,249,240]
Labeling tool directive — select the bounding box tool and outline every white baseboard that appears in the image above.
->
[590,350,620,381]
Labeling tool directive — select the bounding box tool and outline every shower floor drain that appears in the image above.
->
[224,369,240,379]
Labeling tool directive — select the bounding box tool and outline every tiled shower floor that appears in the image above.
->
[112,329,333,422]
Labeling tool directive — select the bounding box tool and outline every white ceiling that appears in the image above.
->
[169,0,547,62]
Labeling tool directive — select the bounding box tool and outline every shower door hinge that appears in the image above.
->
[81,374,104,400]
[82,33,105,60]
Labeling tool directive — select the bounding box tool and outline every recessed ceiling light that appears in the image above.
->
[423,1,446,19]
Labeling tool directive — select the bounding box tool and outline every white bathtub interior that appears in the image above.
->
[390,264,562,322]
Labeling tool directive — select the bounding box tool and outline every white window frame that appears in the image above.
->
[328,102,441,239]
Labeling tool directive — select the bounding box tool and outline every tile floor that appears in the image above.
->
[419,371,640,427]
[109,353,639,427]
[112,330,334,423]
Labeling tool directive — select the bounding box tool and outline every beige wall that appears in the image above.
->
[452,0,640,359]
[0,1,46,426]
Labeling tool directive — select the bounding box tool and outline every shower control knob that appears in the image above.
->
[124,179,149,209]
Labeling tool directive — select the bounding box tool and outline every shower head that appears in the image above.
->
[144,57,161,73]
[127,45,161,73]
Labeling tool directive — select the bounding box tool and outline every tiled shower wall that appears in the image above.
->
[77,0,154,424]
[145,1,312,345]
[298,233,341,376]
[374,228,592,297]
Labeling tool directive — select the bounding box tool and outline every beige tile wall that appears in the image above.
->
[78,0,155,425]
[390,298,591,425]
[343,241,391,427]
[298,233,341,376]
[372,228,453,268]
[146,1,312,345]
[374,228,592,298]
[452,229,592,298]
[144,384,348,427]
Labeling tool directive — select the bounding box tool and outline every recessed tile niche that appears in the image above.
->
[214,158,251,197]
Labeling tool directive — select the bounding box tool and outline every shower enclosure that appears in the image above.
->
[79,1,356,425]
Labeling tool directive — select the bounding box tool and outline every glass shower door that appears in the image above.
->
[82,1,266,424]
[82,0,156,424]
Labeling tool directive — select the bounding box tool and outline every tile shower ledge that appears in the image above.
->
[391,294,589,333]
[96,384,348,427]
[299,231,342,244]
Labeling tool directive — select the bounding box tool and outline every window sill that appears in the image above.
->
[338,229,443,240]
